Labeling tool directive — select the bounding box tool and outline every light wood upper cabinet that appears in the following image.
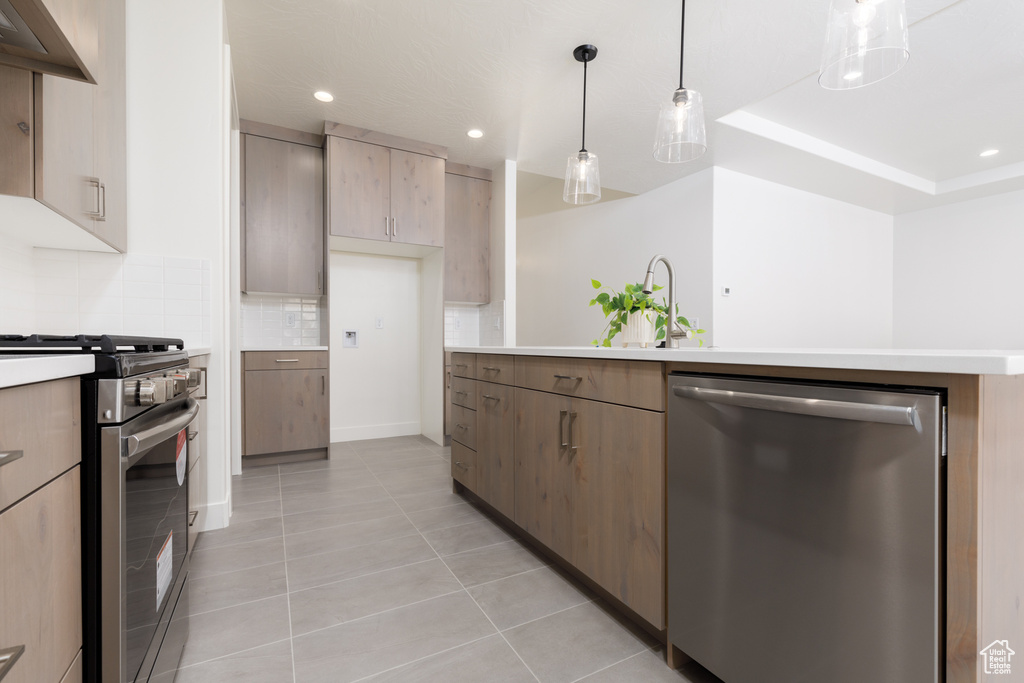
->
[326,129,445,247]
[242,133,325,296]
[89,0,126,250]
[444,170,490,303]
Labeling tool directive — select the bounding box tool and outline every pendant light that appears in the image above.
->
[563,44,601,205]
[653,0,706,163]
[819,0,909,90]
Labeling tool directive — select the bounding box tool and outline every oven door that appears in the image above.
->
[100,395,198,683]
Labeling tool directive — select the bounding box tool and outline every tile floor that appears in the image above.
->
[175,436,722,683]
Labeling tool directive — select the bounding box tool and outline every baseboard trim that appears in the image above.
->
[203,500,231,531]
[331,422,421,442]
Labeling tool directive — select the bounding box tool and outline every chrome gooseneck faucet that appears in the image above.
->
[642,255,688,348]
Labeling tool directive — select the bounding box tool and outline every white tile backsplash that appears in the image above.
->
[241,293,324,348]
[443,300,506,347]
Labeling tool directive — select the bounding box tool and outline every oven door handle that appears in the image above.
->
[124,398,200,460]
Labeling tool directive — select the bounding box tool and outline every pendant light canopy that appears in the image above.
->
[653,0,706,164]
[819,0,909,90]
[564,44,601,205]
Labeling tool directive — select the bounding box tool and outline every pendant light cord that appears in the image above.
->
[581,57,588,152]
[679,0,686,90]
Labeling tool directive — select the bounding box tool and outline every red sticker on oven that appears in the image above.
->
[176,429,187,487]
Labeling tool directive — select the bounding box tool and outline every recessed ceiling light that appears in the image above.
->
[843,71,862,81]
[980,149,1000,157]
[467,129,483,139]
[313,91,334,102]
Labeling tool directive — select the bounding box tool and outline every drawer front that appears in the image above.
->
[0,468,82,683]
[475,354,515,384]
[451,376,477,409]
[0,378,81,511]
[514,356,664,411]
[451,441,476,490]
[451,403,477,450]
[451,352,476,379]
[243,350,328,371]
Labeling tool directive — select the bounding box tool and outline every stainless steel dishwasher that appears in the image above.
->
[667,373,944,683]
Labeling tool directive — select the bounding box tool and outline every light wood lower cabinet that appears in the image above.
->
[243,351,329,458]
[475,382,515,520]
[0,467,82,683]
[187,354,209,547]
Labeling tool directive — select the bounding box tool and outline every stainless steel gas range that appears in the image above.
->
[0,335,202,683]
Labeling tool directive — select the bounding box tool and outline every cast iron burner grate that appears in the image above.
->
[0,334,185,354]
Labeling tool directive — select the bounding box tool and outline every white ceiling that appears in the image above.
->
[224,0,1024,214]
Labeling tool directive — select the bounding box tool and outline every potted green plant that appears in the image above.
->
[589,279,705,347]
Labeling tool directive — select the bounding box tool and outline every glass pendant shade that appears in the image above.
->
[563,150,601,205]
[653,88,706,163]
[819,0,909,90]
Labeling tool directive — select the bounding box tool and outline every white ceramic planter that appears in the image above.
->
[620,308,658,347]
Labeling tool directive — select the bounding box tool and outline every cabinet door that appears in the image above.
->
[0,66,34,197]
[244,135,325,295]
[476,381,514,519]
[572,400,665,629]
[326,135,390,241]
[90,0,126,251]
[0,467,82,683]
[514,388,574,561]
[444,174,490,302]
[389,148,444,247]
[36,72,95,230]
[243,369,329,456]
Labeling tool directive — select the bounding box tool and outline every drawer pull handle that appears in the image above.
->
[482,395,499,401]
[454,391,468,396]
[275,359,300,363]
[0,451,23,469]
[455,363,468,368]
[553,374,582,381]
[481,366,501,372]
[188,510,199,526]
[455,423,468,430]
[0,645,25,681]
[454,461,468,471]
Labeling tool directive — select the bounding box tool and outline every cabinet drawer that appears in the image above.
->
[475,354,514,384]
[514,356,664,411]
[451,403,476,450]
[451,376,476,409]
[451,352,476,378]
[243,350,328,371]
[451,441,476,490]
[0,378,81,511]
[0,468,82,683]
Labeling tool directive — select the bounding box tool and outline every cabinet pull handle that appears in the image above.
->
[322,375,326,395]
[98,182,107,220]
[454,423,467,430]
[454,390,467,396]
[569,412,578,455]
[318,269,322,293]
[446,371,451,388]
[85,178,103,216]
[455,363,468,369]
[385,216,390,236]
[0,645,25,681]
[275,359,300,363]
[482,395,499,401]
[553,374,582,381]
[454,460,468,471]
[188,510,199,527]
[187,429,199,442]
[392,217,397,236]
[559,410,568,449]
[0,451,23,469]
[16,122,29,135]
[481,366,500,372]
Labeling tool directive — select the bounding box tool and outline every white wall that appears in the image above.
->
[517,169,714,347]
[329,251,422,442]
[490,160,516,344]
[893,189,1024,349]
[712,168,894,348]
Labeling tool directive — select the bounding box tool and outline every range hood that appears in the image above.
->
[0,0,95,82]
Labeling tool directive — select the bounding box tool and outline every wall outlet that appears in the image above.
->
[690,317,699,330]
[285,312,297,328]
[454,318,462,330]
[721,287,731,297]
[493,318,501,329]
[375,315,384,329]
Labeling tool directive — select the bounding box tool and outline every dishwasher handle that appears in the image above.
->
[672,385,918,427]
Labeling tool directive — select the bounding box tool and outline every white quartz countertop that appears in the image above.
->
[188,347,212,357]
[242,346,329,352]
[445,346,1024,376]
[0,354,96,389]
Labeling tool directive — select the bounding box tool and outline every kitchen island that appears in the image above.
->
[447,345,1024,683]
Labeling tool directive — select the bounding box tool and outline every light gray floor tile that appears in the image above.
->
[286,534,438,592]
[392,488,471,514]
[179,595,292,668]
[405,501,488,533]
[234,464,279,480]
[579,649,722,682]
[282,498,402,535]
[277,453,363,474]
[373,460,451,484]
[347,436,427,454]
[503,602,648,683]
[279,470,380,495]
[292,592,496,683]
[231,480,282,507]
[231,498,283,525]
[284,514,418,560]
[363,634,536,682]
[189,536,285,580]
[189,562,288,615]
[364,452,445,473]
[468,566,590,631]
[421,517,513,556]
[380,470,463,497]
[194,516,283,552]
[289,559,462,635]
[443,539,546,587]
[174,639,294,683]
[280,484,391,515]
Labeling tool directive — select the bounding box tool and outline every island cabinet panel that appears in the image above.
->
[475,353,514,384]
[451,352,476,379]
[450,403,476,451]
[514,356,664,411]
[475,381,515,520]
[451,441,476,490]
[451,376,476,409]
[242,133,324,296]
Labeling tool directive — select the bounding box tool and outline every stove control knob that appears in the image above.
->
[136,380,157,406]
